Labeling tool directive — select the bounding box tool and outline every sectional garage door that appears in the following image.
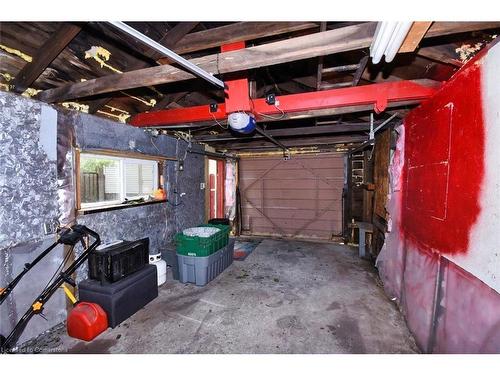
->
[239,154,344,240]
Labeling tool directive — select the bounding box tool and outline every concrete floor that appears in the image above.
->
[26,238,419,354]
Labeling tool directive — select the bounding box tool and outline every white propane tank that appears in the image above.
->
[149,253,167,286]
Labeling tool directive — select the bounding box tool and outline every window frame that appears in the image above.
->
[76,149,166,212]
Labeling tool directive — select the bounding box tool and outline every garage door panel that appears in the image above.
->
[241,168,343,182]
[240,157,344,170]
[245,189,343,200]
[243,207,342,221]
[242,198,341,210]
[254,179,334,190]
[240,179,342,191]
[249,217,342,231]
[240,154,344,239]
[248,226,340,239]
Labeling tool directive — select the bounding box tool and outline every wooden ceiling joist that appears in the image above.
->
[425,21,500,37]
[37,22,378,103]
[159,21,319,58]
[11,22,82,93]
[418,46,463,67]
[157,22,200,50]
[196,122,373,142]
[88,22,198,114]
[399,22,433,53]
[352,55,369,86]
[36,21,500,105]
[217,135,368,150]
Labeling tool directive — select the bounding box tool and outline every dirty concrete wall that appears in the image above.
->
[70,111,176,264]
[168,140,206,235]
[0,91,206,346]
[376,41,500,353]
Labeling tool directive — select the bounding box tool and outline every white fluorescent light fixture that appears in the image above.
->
[370,21,413,64]
[109,21,225,89]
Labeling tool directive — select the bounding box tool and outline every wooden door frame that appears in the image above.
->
[205,156,226,220]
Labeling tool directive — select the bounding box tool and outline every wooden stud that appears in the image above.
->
[398,22,433,53]
[418,46,463,67]
[11,23,82,93]
[37,23,378,103]
[88,23,198,114]
[316,22,327,91]
[162,22,319,56]
[196,122,372,142]
[426,21,500,38]
[218,135,368,150]
[352,56,369,86]
[37,21,500,104]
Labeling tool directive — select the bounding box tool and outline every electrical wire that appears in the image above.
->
[210,112,229,129]
[250,98,286,121]
[256,104,286,120]
[167,199,184,207]
[189,124,218,133]
[167,191,184,207]
[150,136,161,154]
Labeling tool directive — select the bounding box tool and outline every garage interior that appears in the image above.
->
[1,18,500,356]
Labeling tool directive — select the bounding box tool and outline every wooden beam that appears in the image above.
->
[11,23,82,93]
[278,80,314,94]
[158,22,199,49]
[88,23,197,114]
[161,22,319,57]
[352,55,369,86]
[322,64,359,74]
[152,91,189,111]
[217,135,368,150]
[87,97,113,114]
[152,22,199,63]
[426,21,500,37]
[398,22,433,53]
[316,22,327,90]
[38,21,497,104]
[320,82,353,90]
[38,23,378,103]
[418,46,463,67]
[197,122,373,142]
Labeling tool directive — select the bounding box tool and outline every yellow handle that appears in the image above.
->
[61,284,78,305]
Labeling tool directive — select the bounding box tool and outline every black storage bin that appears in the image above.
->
[208,218,230,225]
[88,238,149,283]
[78,264,158,328]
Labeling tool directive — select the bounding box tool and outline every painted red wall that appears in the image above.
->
[401,61,485,255]
[379,42,500,353]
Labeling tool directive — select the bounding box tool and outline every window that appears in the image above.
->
[79,152,160,210]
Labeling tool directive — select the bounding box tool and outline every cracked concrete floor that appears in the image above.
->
[26,238,419,354]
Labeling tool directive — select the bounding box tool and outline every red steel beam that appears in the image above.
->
[130,81,438,127]
[221,41,251,113]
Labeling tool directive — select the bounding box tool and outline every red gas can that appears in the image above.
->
[67,302,108,341]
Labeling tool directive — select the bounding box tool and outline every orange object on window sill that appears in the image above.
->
[153,188,167,201]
